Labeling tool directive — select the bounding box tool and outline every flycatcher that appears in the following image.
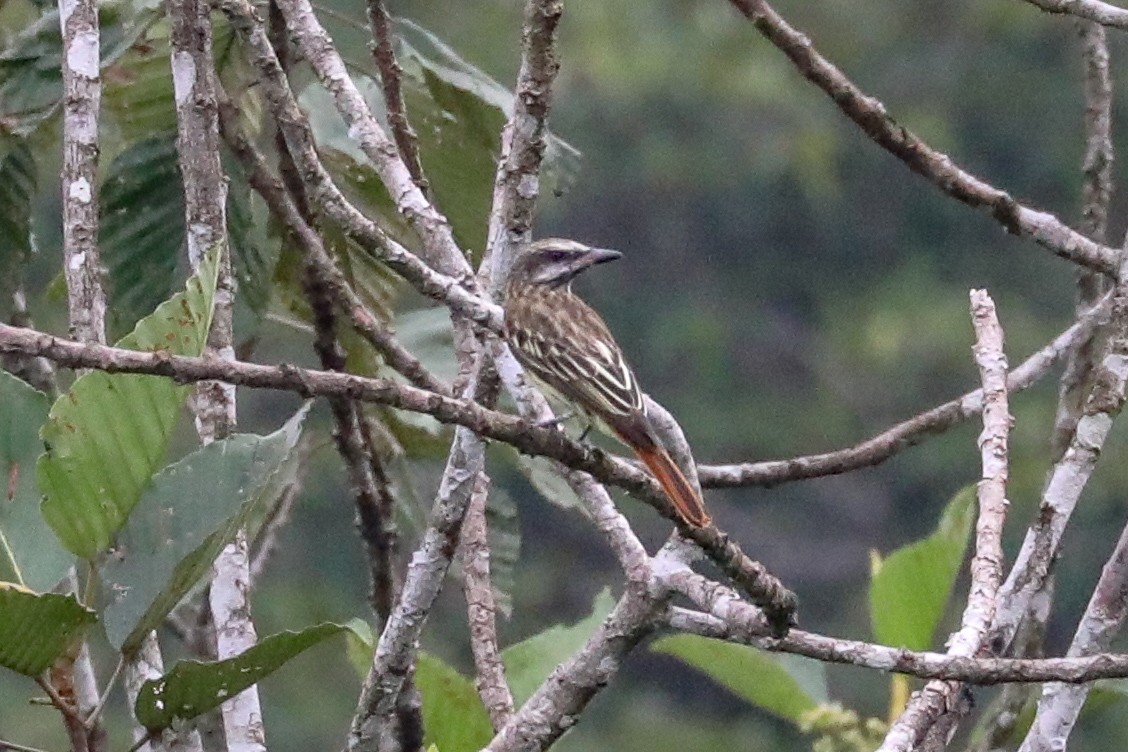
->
[503,238,711,528]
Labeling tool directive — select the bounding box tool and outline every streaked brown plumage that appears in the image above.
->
[504,238,711,528]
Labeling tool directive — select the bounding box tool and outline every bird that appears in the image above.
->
[503,237,711,528]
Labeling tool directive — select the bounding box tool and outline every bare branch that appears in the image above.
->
[993,289,1128,653]
[666,603,1128,684]
[461,478,515,730]
[482,0,564,291]
[58,0,106,345]
[876,290,1012,752]
[1022,0,1128,30]
[1052,19,1115,459]
[349,422,487,750]
[0,320,791,627]
[215,84,449,395]
[1077,21,1114,242]
[963,290,1011,642]
[698,307,1100,488]
[216,0,496,324]
[57,0,107,743]
[272,0,466,274]
[484,535,698,752]
[169,0,264,741]
[1020,520,1128,750]
[728,0,1120,276]
[365,0,428,194]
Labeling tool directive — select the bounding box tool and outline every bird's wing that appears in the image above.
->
[507,295,646,422]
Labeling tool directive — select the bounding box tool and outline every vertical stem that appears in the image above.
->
[59,0,106,346]
[57,0,105,746]
[365,0,428,195]
[169,0,258,749]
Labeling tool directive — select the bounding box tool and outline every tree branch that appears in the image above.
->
[992,285,1128,653]
[481,0,564,292]
[1020,518,1128,750]
[58,0,106,346]
[215,0,498,326]
[876,290,1012,751]
[272,0,466,274]
[728,0,1120,276]
[666,603,1128,684]
[215,82,449,395]
[461,478,515,730]
[1022,0,1128,30]
[365,0,428,195]
[698,306,1101,488]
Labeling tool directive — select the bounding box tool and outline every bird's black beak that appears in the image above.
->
[580,247,622,269]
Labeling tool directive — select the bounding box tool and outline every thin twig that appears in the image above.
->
[216,0,498,326]
[215,83,449,395]
[365,0,428,194]
[272,0,465,273]
[34,675,84,728]
[665,602,1128,684]
[698,305,1104,488]
[0,739,53,752]
[728,0,1120,276]
[83,655,124,728]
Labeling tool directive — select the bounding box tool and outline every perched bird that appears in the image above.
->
[503,238,710,528]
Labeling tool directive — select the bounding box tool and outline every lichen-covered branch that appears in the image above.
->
[58,0,105,346]
[876,290,1012,752]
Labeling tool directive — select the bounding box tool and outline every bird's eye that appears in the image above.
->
[547,250,569,262]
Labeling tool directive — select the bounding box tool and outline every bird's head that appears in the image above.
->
[510,238,622,289]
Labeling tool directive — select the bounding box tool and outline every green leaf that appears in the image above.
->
[225,151,280,325]
[341,626,496,752]
[416,652,493,752]
[100,132,184,335]
[0,583,95,676]
[395,20,580,252]
[343,618,375,679]
[869,485,976,650]
[485,488,519,619]
[0,4,158,136]
[514,453,580,512]
[652,634,826,725]
[0,372,72,590]
[102,23,177,142]
[0,136,36,298]
[37,246,222,559]
[102,407,309,651]
[297,17,579,255]
[502,588,615,704]
[135,619,365,732]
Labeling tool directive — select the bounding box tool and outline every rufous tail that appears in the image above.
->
[633,445,711,528]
